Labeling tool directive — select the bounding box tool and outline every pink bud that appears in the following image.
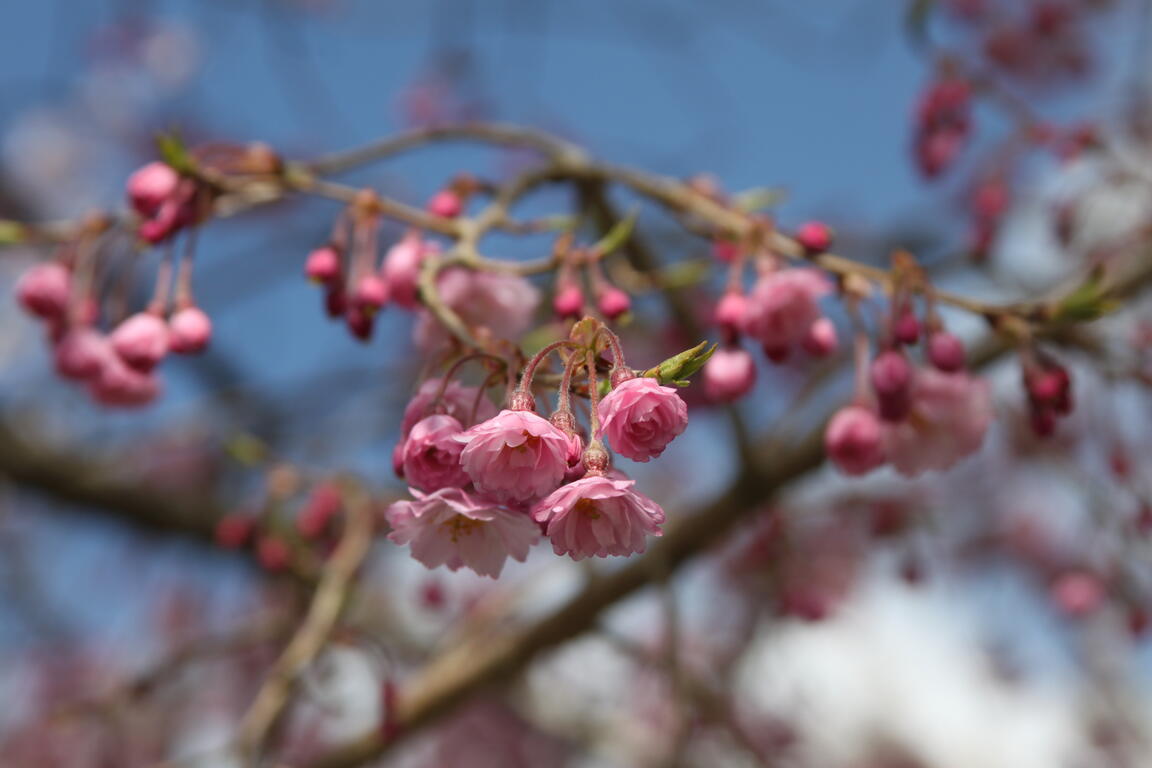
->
[298,483,342,539]
[324,285,346,318]
[168,306,213,354]
[110,312,170,371]
[257,536,291,572]
[382,234,426,309]
[15,262,71,320]
[597,287,631,320]
[428,190,462,218]
[54,327,109,381]
[795,221,832,254]
[893,308,920,345]
[127,162,180,218]
[353,274,389,314]
[1050,571,1103,618]
[89,355,161,407]
[714,291,748,337]
[870,350,913,421]
[803,317,838,357]
[553,284,584,320]
[345,308,375,342]
[927,332,966,372]
[214,515,256,549]
[305,246,341,284]
[703,346,756,402]
[712,239,740,263]
[825,404,886,476]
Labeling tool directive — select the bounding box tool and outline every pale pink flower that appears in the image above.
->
[414,268,540,352]
[743,268,832,361]
[53,326,109,381]
[883,369,992,476]
[531,474,665,560]
[400,378,497,436]
[386,488,539,578]
[824,405,886,476]
[168,306,212,354]
[109,312,170,371]
[454,410,571,503]
[381,233,427,309]
[401,414,470,492]
[15,262,71,320]
[598,377,688,462]
[703,346,756,402]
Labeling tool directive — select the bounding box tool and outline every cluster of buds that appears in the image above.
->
[550,236,632,323]
[384,318,690,578]
[1021,349,1073,436]
[702,221,838,403]
[215,474,347,572]
[913,73,972,179]
[126,161,208,244]
[824,259,991,477]
[14,174,215,407]
[305,192,431,342]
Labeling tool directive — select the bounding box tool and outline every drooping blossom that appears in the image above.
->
[88,354,161,407]
[305,246,341,285]
[53,326,109,381]
[597,286,631,320]
[168,306,213,354]
[414,268,540,352]
[531,474,665,560]
[883,369,992,476]
[401,414,471,492]
[454,410,571,503]
[703,346,757,402]
[386,487,539,578]
[110,312,170,371]
[15,262,71,320]
[598,377,688,462]
[743,268,833,361]
[824,405,886,476]
[127,162,180,217]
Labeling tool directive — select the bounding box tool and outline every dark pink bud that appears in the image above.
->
[382,234,426,309]
[214,515,256,549]
[305,246,341,284]
[168,306,213,354]
[256,535,291,572]
[427,190,462,218]
[298,483,342,539]
[916,127,967,179]
[127,162,180,218]
[802,317,838,357]
[16,262,71,320]
[553,284,584,320]
[54,327,109,381]
[703,346,756,402]
[597,287,631,320]
[89,355,161,407]
[825,404,886,476]
[324,285,346,318]
[353,274,389,314]
[927,332,966,372]
[714,291,748,337]
[870,350,913,421]
[795,221,832,254]
[110,312,170,371]
[712,239,740,263]
[893,308,920,345]
[345,308,375,342]
[973,178,1009,221]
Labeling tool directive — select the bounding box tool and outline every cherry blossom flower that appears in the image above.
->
[743,268,832,361]
[531,474,665,560]
[598,377,688,462]
[401,414,471,492]
[454,410,571,503]
[883,369,992,476]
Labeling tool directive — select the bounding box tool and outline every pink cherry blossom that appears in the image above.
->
[89,354,161,407]
[15,262,71,320]
[109,312,170,371]
[598,377,688,462]
[400,378,498,436]
[401,414,471,492]
[703,346,756,402]
[53,326,109,381]
[883,369,992,476]
[414,268,539,352]
[824,405,886,476]
[127,162,180,218]
[382,233,427,309]
[305,246,341,285]
[168,306,213,354]
[743,268,832,361]
[386,487,539,578]
[531,474,665,560]
[454,410,571,503]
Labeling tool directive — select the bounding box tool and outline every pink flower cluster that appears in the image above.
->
[127,162,204,244]
[384,364,687,577]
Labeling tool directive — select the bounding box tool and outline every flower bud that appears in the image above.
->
[353,274,389,314]
[257,535,291,572]
[427,190,463,218]
[893,308,921,345]
[714,291,748,338]
[795,221,832,254]
[927,331,966,372]
[54,327,109,380]
[110,312,170,372]
[870,350,913,421]
[382,234,426,309]
[127,162,180,218]
[168,306,213,354]
[803,317,838,357]
[345,308,375,342]
[597,287,631,320]
[703,346,756,402]
[825,405,886,476]
[214,514,256,549]
[553,284,584,320]
[305,246,341,284]
[16,262,71,320]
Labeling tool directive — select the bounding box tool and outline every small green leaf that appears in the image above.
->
[642,341,717,387]
[591,209,638,256]
[0,220,26,245]
[1053,278,1117,323]
[731,187,786,213]
[156,131,194,174]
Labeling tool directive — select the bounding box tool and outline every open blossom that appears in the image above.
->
[386,487,539,578]
[401,414,470,492]
[598,377,688,462]
[883,369,992,476]
[743,268,832,361]
[414,268,539,352]
[454,410,571,503]
[825,405,886,476]
[531,474,665,560]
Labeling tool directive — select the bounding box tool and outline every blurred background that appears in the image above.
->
[3,1,1152,766]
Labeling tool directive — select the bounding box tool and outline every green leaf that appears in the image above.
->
[0,220,26,246]
[591,209,638,256]
[731,187,786,213]
[642,341,717,387]
[156,131,194,174]
[1052,277,1118,322]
